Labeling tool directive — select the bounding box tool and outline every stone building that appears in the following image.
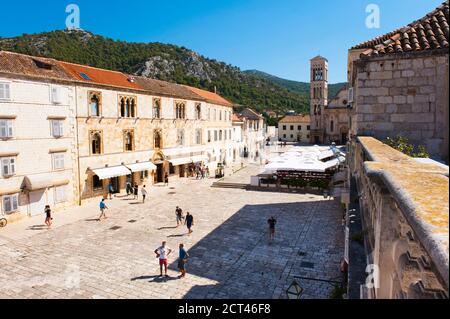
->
[324,85,350,144]
[347,2,449,162]
[0,51,78,220]
[278,115,311,143]
[0,50,237,221]
[239,108,266,163]
[309,56,328,144]
[309,56,350,145]
[345,2,449,299]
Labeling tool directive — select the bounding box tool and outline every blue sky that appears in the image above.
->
[0,0,444,83]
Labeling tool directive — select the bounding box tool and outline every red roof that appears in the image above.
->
[279,115,311,123]
[58,61,142,90]
[185,86,233,107]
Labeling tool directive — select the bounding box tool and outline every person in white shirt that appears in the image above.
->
[154,241,172,277]
[141,185,148,203]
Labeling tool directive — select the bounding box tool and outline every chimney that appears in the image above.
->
[214,86,217,94]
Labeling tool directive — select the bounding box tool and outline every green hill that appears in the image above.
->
[0,30,345,114]
[244,70,347,100]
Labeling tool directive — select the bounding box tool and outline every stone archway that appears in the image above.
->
[152,151,166,183]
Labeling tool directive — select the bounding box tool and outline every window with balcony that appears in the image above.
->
[1,157,16,176]
[153,98,161,119]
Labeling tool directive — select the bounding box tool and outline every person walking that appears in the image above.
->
[126,181,132,196]
[133,184,138,200]
[141,185,148,203]
[164,172,169,186]
[205,167,210,178]
[98,198,108,221]
[185,212,194,234]
[175,206,183,226]
[108,183,114,199]
[267,216,277,243]
[154,241,172,277]
[44,205,52,228]
[178,243,189,279]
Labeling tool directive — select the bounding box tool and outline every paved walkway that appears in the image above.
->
[0,164,344,299]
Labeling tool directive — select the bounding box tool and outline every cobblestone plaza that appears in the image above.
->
[0,164,344,299]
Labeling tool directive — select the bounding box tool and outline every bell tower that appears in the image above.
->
[310,56,328,144]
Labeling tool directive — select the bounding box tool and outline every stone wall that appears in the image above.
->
[348,136,448,298]
[351,51,449,160]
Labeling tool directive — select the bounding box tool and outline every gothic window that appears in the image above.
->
[195,129,202,144]
[154,130,162,149]
[175,101,186,119]
[153,98,161,119]
[195,103,201,120]
[90,131,102,155]
[177,129,185,146]
[124,130,134,151]
[89,92,101,116]
[119,96,137,118]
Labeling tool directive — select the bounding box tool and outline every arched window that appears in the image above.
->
[89,92,101,116]
[330,120,334,132]
[175,102,186,119]
[124,130,134,151]
[177,129,185,146]
[195,103,201,120]
[153,98,161,119]
[154,130,162,149]
[90,131,102,155]
[119,96,137,118]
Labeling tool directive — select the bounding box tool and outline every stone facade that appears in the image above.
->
[349,51,449,160]
[348,137,448,298]
[310,56,328,144]
[324,86,350,144]
[278,115,311,143]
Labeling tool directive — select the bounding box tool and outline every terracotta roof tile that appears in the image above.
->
[58,61,142,90]
[351,2,449,57]
[184,86,233,107]
[133,76,202,101]
[279,114,311,123]
[0,51,74,81]
[232,113,244,122]
[240,108,263,120]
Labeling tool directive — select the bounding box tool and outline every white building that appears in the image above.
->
[0,52,78,220]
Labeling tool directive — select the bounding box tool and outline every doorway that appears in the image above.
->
[156,164,164,183]
[314,136,320,144]
[110,177,120,193]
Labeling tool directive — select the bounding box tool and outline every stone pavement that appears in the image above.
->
[0,163,344,299]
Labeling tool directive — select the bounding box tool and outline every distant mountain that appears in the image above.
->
[244,70,347,101]
[0,30,311,113]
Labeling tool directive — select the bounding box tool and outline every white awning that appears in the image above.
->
[169,158,192,166]
[318,150,335,160]
[22,174,69,191]
[191,155,208,163]
[93,166,131,180]
[125,162,157,172]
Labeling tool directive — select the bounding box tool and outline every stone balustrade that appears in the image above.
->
[349,136,448,298]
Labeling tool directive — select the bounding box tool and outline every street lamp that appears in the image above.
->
[286,280,304,299]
